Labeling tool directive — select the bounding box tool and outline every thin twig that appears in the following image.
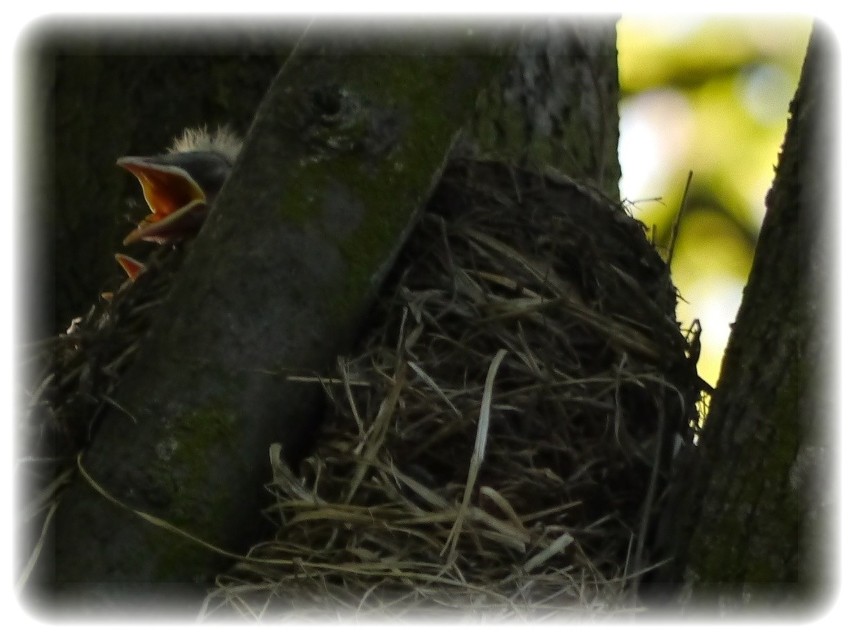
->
[667,170,694,268]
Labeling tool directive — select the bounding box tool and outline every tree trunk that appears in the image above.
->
[660,28,832,611]
[468,19,621,197]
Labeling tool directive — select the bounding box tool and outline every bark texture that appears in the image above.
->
[660,28,832,611]
[468,19,621,198]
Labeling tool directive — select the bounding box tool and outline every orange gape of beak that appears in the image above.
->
[111,125,242,285]
[114,253,146,281]
[102,253,147,299]
[117,158,209,246]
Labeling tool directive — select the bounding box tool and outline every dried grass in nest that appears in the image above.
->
[202,160,703,619]
[18,245,186,588]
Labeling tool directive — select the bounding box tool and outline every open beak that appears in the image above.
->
[103,253,146,298]
[117,157,209,245]
[114,253,146,281]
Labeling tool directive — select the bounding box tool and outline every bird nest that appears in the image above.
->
[200,159,703,619]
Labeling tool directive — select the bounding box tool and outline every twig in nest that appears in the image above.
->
[667,170,694,268]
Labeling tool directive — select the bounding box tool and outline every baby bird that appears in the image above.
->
[114,126,242,281]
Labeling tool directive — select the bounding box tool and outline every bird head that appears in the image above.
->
[118,126,242,245]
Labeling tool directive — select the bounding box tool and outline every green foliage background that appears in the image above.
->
[617,17,812,387]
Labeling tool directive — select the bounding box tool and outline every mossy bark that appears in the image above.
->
[41,29,513,607]
[658,28,833,611]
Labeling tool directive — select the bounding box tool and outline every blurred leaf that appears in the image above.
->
[618,17,812,95]
[617,16,811,388]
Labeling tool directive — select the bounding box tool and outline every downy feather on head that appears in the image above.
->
[168,125,243,165]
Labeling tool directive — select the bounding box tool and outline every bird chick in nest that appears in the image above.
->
[114,125,242,281]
